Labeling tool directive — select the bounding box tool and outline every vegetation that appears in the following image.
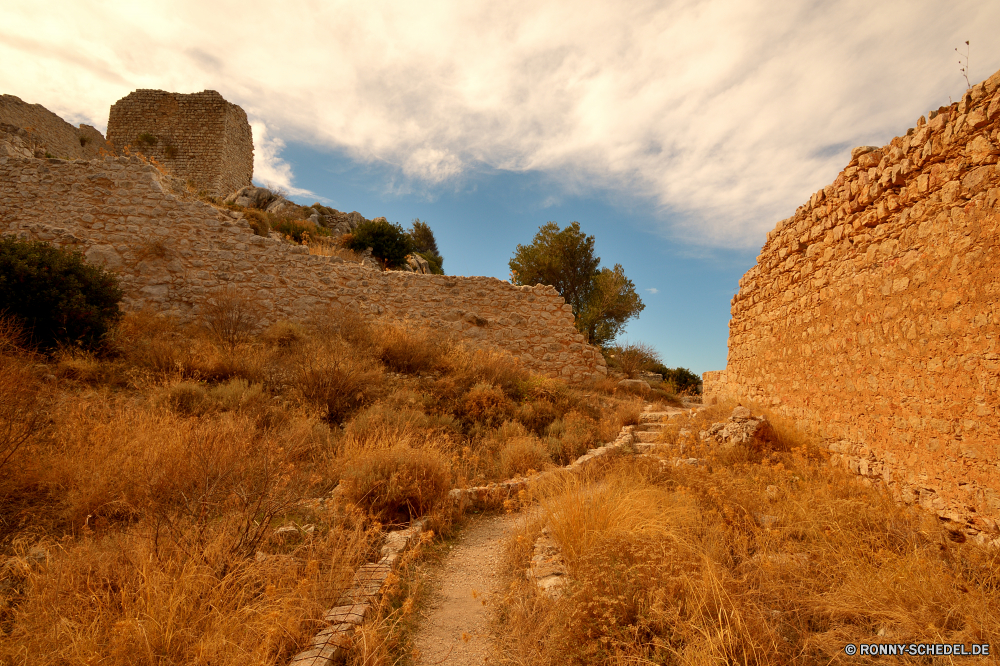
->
[653,364,702,394]
[606,340,661,379]
[509,222,644,345]
[0,298,648,664]
[498,403,1000,665]
[0,237,123,350]
[343,218,416,270]
[409,219,445,274]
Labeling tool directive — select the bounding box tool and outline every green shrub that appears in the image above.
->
[272,218,329,243]
[344,218,415,269]
[0,237,123,350]
[649,363,702,394]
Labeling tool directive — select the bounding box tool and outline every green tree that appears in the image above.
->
[345,218,415,270]
[409,219,444,274]
[0,237,123,350]
[577,265,645,345]
[509,222,644,346]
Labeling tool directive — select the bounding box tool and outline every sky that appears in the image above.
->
[2,1,999,375]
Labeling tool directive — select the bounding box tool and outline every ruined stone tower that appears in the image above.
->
[107,90,253,197]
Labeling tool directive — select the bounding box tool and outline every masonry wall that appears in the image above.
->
[0,147,605,382]
[0,94,106,160]
[106,90,253,198]
[705,68,1000,531]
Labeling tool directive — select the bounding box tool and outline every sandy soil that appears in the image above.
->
[411,513,518,665]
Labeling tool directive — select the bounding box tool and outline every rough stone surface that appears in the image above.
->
[0,96,107,160]
[704,67,1000,526]
[107,90,252,198]
[0,148,606,381]
[618,378,651,394]
[699,407,778,449]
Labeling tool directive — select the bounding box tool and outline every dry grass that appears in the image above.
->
[498,407,1000,665]
[0,301,648,664]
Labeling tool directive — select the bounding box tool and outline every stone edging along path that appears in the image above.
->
[289,403,705,665]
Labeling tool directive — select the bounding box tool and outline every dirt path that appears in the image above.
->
[412,513,518,665]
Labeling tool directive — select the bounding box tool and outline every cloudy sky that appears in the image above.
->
[3,1,998,373]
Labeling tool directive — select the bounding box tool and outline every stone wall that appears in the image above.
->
[0,95,107,160]
[0,144,605,382]
[106,90,253,198]
[705,67,1000,532]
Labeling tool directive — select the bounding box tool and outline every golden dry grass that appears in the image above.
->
[497,407,1000,665]
[0,306,642,664]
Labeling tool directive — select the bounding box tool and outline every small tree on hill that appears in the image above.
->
[509,222,644,345]
[409,219,444,274]
[343,218,415,270]
[0,237,123,350]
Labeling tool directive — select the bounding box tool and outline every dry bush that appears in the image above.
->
[201,285,263,350]
[459,382,515,428]
[0,518,371,666]
[498,427,1000,665]
[339,443,451,522]
[515,398,561,435]
[445,344,528,396]
[499,436,551,477]
[112,309,193,376]
[260,320,309,349]
[611,341,662,379]
[0,350,43,474]
[596,396,642,442]
[294,340,384,424]
[546,411,599,464]
[369,321,448,375]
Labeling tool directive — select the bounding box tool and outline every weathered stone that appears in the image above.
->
[618,378,651,394]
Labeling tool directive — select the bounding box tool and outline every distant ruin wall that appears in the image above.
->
[0,94,106,160]
[0,146,605,382]
[705,68,1000,531]
[107,90,253,198]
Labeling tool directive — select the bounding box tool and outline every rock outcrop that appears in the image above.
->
[699,406,778,450]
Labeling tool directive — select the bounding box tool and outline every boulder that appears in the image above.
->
[618,378,651,394]
[405,253,431,274]
[699,406,777,450]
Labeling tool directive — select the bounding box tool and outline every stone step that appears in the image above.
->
[635,430,664,444]
[635,422,669,432]
[638,411,684,423]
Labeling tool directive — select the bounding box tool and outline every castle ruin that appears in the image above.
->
[106,90,253,198]
[705,68,1000,533]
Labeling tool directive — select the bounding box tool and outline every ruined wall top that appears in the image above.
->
[106,90,253,198]
[0,94,106,160]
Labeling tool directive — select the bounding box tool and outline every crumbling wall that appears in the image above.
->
[106,90,253,198]
[705,68,1000,532]
[0,94,106,160]
[0,148,605,382]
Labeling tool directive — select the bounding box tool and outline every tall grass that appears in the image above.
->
[498,411,1000,665]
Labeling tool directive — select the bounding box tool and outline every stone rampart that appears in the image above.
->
[0,146,605,381]
[107,90,253,198]
[0,95,106,160]
[705,68,1000,531]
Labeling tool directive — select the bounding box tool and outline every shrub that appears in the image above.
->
[272,218,329,243]
[343,218,415,270]
[649,364,702,394]
[340,444,451,521]
[0,325,43,473]
[609,341,661,379]
[201,286,262,350]
[547,411,599,464]
[295,343,383,424]
[499,436,551,477]
[0,237,123,350]
[460,382,514,428]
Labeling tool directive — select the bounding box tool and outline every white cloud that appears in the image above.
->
[1,1,998,248]
[647,288,659,295]
[248,121,314,198]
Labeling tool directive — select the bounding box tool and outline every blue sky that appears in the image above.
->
[3,0,999,374]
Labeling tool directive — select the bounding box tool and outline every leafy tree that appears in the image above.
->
[409,219,444,274]
[650,363,702,394]
[509,222,643,346]
[577,265,644,345]
[344,218,415,270]
[0,237,123,350]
